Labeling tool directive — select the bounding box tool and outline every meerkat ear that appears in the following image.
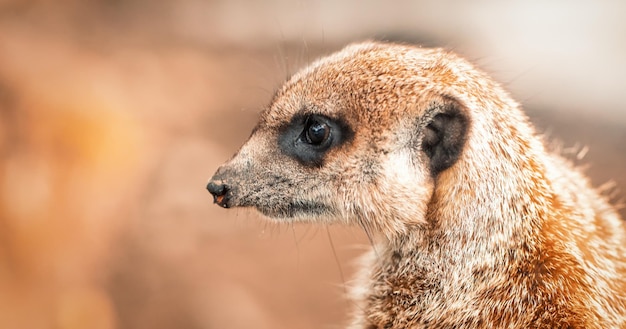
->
[421,101,469,175]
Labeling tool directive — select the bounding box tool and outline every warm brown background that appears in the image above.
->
[0,1,624,329]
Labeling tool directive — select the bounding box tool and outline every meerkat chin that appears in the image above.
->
[207,41,626,328]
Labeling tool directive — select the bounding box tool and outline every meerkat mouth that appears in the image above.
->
[215,194,225,205]
[256,201,333,219]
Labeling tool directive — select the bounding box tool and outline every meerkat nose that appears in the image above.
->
[206,181,230,208]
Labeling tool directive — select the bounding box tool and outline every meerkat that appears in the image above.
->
[206,41,626,328]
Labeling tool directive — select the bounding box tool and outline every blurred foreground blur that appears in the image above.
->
[0,1,624,329]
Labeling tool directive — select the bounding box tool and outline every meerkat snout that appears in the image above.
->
[206,41,626,328]
[206,180,229,208]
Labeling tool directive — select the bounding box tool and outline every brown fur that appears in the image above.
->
[207,41,626,328]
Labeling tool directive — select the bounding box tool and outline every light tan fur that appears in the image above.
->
[207,41,626,328]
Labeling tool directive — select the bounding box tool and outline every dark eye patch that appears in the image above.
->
[278,113,353,167]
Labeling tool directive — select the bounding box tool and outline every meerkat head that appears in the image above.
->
[207,41,528,236]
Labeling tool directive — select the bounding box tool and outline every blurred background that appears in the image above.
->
[0,1,624,328]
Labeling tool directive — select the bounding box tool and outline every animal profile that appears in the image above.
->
[207,41,626,328]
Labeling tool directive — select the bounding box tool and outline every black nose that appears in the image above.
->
[206,181,230,208]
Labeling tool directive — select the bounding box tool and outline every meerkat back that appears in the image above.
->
[207,41,626,328]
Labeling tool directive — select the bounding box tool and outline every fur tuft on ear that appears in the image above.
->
[422,101,469,175]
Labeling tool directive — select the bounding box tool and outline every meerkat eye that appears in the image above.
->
[305,118,330,145]
[278,113,353,167]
